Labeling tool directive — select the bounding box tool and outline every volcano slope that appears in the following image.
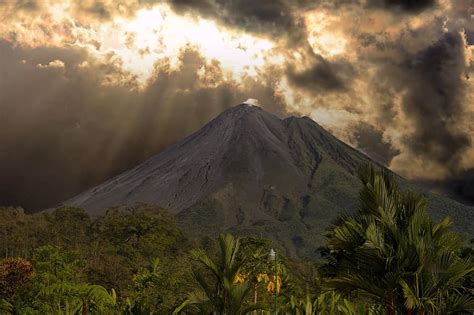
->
[66,104,474,257]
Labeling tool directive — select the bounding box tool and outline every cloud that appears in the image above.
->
[243,98,260,106]
[166,0,307,45]
[0,41,289,211]
[36,59,65,68]
[286,52,354,94]
[353,122,400,166]
[366,0,437,12]
[0,0,40,11]
[385,31,472,178]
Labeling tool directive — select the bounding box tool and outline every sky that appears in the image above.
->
[0,0,473,211]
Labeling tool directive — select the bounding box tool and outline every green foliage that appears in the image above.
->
[280,291,386,315]
[37,282,116,314]
[237,237,289,308]
[32,245,84,283]
[175,234,266,314]
[13,245,94,313]
[238,237,274,284]
[321,165,474,314]
[0,174,472,314]
[127,256,193,314]
[0,298,12,314]
[0,204,194,314]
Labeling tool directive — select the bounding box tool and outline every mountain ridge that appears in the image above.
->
[65,104,474,257]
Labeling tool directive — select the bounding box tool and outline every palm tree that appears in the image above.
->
[174,234,265,314]
[321,165,474,314]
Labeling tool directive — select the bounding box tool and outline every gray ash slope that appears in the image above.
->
[66,104,474,257]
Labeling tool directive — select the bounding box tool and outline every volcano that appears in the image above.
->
[66,104,474,257]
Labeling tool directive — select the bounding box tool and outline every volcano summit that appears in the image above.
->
[66,104,474,257]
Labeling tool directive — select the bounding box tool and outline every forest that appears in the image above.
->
[0,167,473,314]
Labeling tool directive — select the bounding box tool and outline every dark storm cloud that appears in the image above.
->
[84,2,111,20]
[415,169,474,206]
[16,0,38,11]
[63,1,159,22]
[366,0,436,12]
[166,0,307,45]
[0,0,39,11]
[286,52,355,93]
[353,123,400,166]
[398,32,470,170]
[0,40,288,211]
[466,30,474,46]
